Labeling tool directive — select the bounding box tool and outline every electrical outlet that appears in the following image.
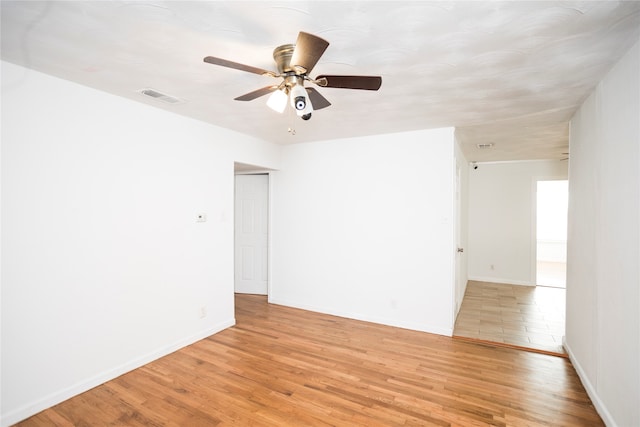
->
[199,306,207,319]
[196,213,207,223]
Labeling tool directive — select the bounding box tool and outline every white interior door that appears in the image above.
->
[234,174,269,295]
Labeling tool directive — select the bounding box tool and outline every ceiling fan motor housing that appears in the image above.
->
[273,44,296,74]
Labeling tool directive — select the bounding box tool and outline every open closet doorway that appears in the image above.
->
[234,167,270,295]
[536,180,568,288]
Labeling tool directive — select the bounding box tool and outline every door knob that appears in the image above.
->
[457,248,464,253]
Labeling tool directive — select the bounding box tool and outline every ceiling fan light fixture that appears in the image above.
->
[266,88,288,113]
[203,31,382,123]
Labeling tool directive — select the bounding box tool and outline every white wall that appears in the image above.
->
[271,128,457,336]
[467,160,568,285]
[565,40,639,427]
[0,61,280,426]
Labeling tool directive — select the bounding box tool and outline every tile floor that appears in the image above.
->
[536,260,566,288]
[453,281,566,355]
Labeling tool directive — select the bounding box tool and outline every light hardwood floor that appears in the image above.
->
[18,294,600,426]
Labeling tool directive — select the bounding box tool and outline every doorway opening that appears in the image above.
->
[234,163,272,296]
[454,175,568,356]
[536,180,568,288]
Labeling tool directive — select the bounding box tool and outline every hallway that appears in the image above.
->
[536,260,567,288]
[453,281,565,356]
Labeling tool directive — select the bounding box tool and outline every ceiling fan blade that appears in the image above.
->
[204,56,274,76]
[234,86,278,101]
[289,32,329,75]
[316,75,382,91]
[305,87,331,110]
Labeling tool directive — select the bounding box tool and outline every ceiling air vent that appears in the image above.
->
[138,88,184,104]
[476,143,494,149]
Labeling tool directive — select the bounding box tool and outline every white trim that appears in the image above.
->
[233,167,274,298]
[563,339,616,427]
[1,320,235,427]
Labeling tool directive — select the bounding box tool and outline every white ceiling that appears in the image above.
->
[2,1,639,162]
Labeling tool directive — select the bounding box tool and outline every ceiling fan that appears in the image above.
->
[203,31,382,121]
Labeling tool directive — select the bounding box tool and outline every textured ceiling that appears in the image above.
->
[2,1,639,162]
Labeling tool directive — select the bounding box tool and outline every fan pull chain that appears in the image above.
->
[287,101,296,135]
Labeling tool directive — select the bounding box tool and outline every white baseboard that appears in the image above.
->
[1,319,235,427]
[268,297,453,337]
[563,339,616,427]
[467,275,534,286]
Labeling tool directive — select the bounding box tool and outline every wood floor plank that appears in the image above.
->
[16,294,603,426]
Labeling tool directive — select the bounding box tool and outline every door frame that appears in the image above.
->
[530,176,568,286]
[452,153,469,326]
[234,163,275,298]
